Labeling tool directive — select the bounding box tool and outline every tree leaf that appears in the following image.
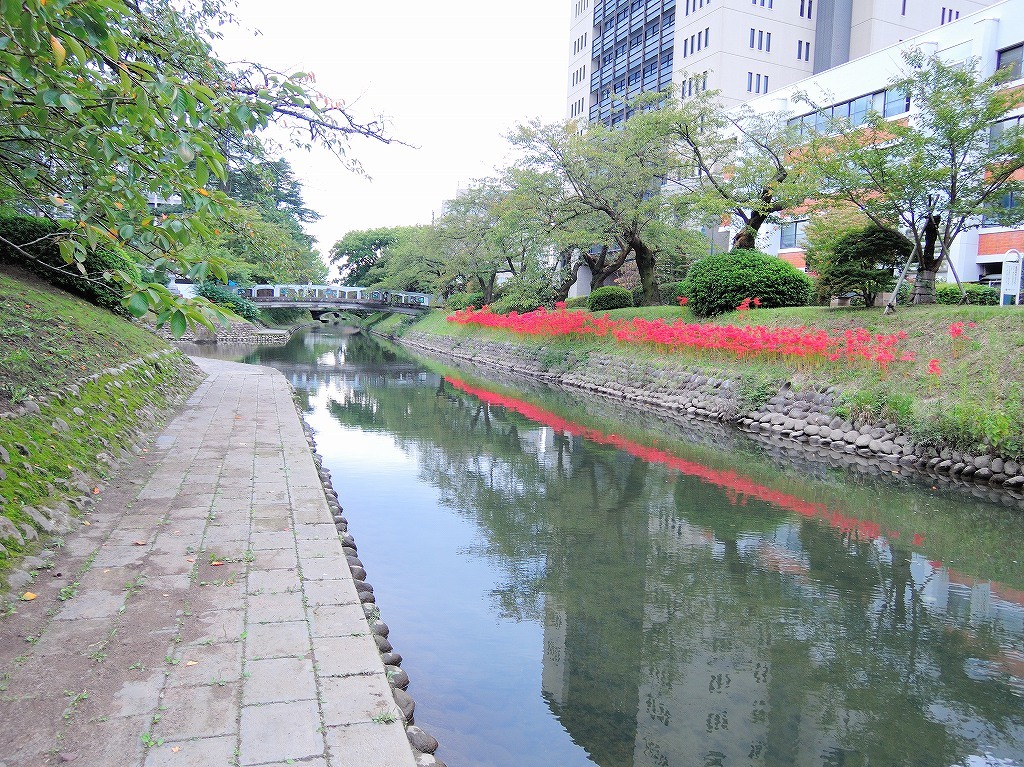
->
[169,309,187,338]
[59,93,81,113]
[127,292,150,318]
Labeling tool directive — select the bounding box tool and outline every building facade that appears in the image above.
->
[744,0,1024,303]
[567,0,998,121]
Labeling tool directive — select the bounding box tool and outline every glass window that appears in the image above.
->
[849,94,872,126]
[883,88,909,117]
[998,44,1023,80]
[780,220,805,249]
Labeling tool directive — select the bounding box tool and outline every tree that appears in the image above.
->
[330,228,403,284]
[814,224,912,307]
[510,112,683,306]
[806,49,1024,303]
[658,88,812,251]
[0,0,392,333]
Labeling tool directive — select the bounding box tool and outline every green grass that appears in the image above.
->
[398,303,1024,458]
[0,267,167,410]
[0,267,200,581]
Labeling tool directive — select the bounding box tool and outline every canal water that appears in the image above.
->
[198,326,1024,767]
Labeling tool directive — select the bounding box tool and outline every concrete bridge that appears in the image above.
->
[238,284,432,319]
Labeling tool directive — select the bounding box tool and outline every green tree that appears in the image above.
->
[657,89,812,251]
[510,112,683,306]
[807,50,1024,303]
[330,227,404,284]
[0,0,391,334]
[814,224,912,307]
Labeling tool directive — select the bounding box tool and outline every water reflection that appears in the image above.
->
[205,329,1024,767]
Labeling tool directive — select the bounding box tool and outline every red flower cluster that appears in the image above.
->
[736,297,762,312]
[448,304,911,370]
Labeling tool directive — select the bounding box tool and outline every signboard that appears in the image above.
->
[1002,250,1022,306]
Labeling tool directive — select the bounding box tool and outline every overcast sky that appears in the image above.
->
[217,0,571,263]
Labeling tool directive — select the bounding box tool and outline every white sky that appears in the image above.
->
[217,0,571,265]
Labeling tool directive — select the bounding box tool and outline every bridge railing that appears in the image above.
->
[237,284,432,307]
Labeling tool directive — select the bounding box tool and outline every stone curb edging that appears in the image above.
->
[0,349,205,593]
[295,408,446,767]
[151,320,314,346]
[395,331,1024,505]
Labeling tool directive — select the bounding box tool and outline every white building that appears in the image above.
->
[743,0,1024,303]
[567,0,998,121]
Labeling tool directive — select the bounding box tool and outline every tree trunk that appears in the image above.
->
[553,252,584,303]
[633,239,660,306]
[481,273,497,304]
[731,210,768,251]
[913,215,942,304]
[586,245,627,291]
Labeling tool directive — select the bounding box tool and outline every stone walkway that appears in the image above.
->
[0,358,418,767]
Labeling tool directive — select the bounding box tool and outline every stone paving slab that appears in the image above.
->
[0,357,417,767]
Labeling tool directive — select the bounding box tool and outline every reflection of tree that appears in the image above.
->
[322,347,1024,767]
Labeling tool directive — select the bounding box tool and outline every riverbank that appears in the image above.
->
[0,357,435,766]
[373,304,1024,499]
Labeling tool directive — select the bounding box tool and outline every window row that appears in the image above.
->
[799,0,813,18]
[787,88,910,135]
[940,7,960,24]
[573,32,588,55]
[684,28,710,57]
[797,39,811,61]
[999,43,1023,81]
[749,28,771,52]
[747,71,769,94]
[570,97,586,118]
[752,0,774,7]
[684,0,711,15]
[684,71,708,98]
[593,15,674,70]
[595,52,674,102]
[571,65,587,87]
[574,0,590,19]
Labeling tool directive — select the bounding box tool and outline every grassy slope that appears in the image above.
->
[0,267,168,410]
[402,304,1024,458]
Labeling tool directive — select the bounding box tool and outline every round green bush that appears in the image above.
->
[445,291,485,311]
[197,281,261,323]
[588,285,634,312]
[681,249,812,318]
[0,214,140,315]
[935,282,999,305]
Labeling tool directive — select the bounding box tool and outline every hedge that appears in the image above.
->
[681,249,812,317]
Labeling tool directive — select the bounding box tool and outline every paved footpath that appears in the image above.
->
[0,358,418,767]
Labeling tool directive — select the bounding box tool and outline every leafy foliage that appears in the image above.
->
[806,50,1024,302]
[195,281,260,323]
[935,283,1000,305]
[490,269,555,315]
[588,286,634,312]
[0,214,138,315]
[682,249,812,317]
[446,292,486,311]
[0,0,390,333]
[814,225,911,307]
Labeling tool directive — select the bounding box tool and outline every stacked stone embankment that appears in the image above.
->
[398,331,1024,506]
[0,350,203,589]
[152,320,299,345]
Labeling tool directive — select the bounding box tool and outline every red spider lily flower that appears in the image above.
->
[927,359,942,376]
[677,296,688,306]
[949,321,964,338]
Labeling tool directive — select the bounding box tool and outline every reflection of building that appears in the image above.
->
[567,0,998,122]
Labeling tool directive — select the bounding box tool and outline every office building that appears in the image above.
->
[567,0,997,123]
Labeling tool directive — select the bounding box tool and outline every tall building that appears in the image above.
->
[567,0,997,122]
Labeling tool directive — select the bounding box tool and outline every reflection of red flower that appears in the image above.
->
[912,533,926,546]
[445,375,926,547]
[929,560,943,569]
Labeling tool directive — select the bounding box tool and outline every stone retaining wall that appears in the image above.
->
[152,320,298,346]
[398,331,1024,502]
[0,351,203,590]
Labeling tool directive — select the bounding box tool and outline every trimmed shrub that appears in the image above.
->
[446,291,485,311]
[490,272,554,315]
[564,295,590,310]
[588,285,633,312]
[196,281,261,323]
[664,281,687,305]
[0,214,140,315]
[682,249,812,318]
[935,282,999,305]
